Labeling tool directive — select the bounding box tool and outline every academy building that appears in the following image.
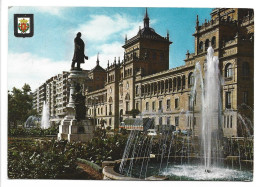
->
[33,8,254,137]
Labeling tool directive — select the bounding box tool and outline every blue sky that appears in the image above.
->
[8,7,212,90]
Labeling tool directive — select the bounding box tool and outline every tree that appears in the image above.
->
[129,109,140,118]
[8,84,37,128]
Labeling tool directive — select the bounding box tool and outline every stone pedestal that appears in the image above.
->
[57,69,94,142]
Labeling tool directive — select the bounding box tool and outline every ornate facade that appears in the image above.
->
[85,8,254,137]
[33,8,254,137]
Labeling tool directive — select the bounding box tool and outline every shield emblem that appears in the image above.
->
[18,18,30,33]
[14,14,34,37]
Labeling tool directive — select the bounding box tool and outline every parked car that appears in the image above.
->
[147,129,157,136]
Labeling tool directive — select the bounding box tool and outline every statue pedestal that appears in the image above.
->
[57,69,94,142]
[58,118,94,142]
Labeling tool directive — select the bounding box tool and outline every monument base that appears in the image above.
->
[57,118,94,142]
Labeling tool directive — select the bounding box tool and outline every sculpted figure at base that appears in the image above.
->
[71,32,88,70]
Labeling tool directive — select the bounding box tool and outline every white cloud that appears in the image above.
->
[35,7,65,16]
[70,14,142,43]
[81,42,124,70]
[8,52,69,91]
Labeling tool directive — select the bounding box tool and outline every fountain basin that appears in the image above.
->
[103,156,253,181]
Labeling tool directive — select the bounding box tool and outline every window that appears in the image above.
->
[175,98,179,108]
[205,39,210,49]
[211,36,216,48]
[152,101,155,111]
[160,53,164,61]
[167,99,171,109]
[167,117,171,125]
[188,72,194,87]
[227,116,229,128]
[243,91,248,104]
[136,85,139,95]
[182,76,186,89]
[146,102,149,111]
[159,117,162,125]
[126,101,129,111]
[225,63,233,78]
[189,96,193,111]
[242,62,250,77]
[199,41,203,51]
[153,52,157,60]
[134,103,138,110]
[109,104,112,113]
[226,92,231,109]
[230,116,233,128]
[159,100,162,110]
[175,117,179,126]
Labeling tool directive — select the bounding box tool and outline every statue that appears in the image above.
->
[72,83,86,121]
[71,32,88,70]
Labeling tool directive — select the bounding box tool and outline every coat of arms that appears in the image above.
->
[18,18,30,33]
[14,14,34,37]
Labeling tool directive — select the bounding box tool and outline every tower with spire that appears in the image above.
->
[122,8,172,76]
[143,8,150,28]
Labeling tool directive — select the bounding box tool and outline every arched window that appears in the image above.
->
[225,63,233,78]
[109,97,113,103]
[173,78,177,91]
[136,85,139,95]
[188,72,194,87]
[205,39,210,49]
[161,80,164,93]
[242,62,250,77]
[177,77,181,90]
[165,79,169,91]
[182,75,186,89]
[141,85,144,95]
[169,79,172,91]
[199,41,203,51]
[211,36,216,48]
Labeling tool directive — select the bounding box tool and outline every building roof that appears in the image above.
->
[90,64,106,72]
[123,8,171,48]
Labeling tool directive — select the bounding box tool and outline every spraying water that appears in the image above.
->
[201,47,222,171]
[41,101,50,129]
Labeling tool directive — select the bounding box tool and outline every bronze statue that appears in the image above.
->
[71,32,88,70]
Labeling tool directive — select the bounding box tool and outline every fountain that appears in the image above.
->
[41,101,50,129]
[102,47,253,181]
[201,46,222,172]
[24,116,40,128]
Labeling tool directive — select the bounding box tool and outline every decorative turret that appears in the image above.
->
[125,34,127,43]
[196,15,199,30]
[143,8,150,28]
[167,30,169,40]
